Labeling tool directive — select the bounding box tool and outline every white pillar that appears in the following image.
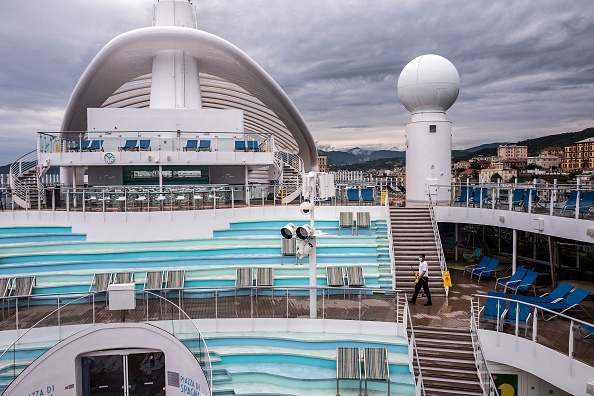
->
[512,229,517,273]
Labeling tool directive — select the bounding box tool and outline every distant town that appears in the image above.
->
[318,127,594,184]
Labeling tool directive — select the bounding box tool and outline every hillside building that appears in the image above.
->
[497,144,528,160]
[479,163,518,182]
[527,155,559,170]
[318,155,329,172]
[562,138,594,171]
[540,146,564,158]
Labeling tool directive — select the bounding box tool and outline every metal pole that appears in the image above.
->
[512,229,517,273]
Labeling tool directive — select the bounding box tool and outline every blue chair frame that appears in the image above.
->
[495,267,527,292]
[184,140,198,151]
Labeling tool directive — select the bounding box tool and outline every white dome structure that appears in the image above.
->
[398,54,460,205]
[397,54,460,114]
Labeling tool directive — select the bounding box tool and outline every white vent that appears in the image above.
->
[587,381,594,395]
[498,215,505,223]
[587,228,594,237]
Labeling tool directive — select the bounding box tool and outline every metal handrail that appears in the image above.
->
[9,149,40,209]
[144,290,212,392]
[469,301,499,396]
[405,300,426,396]
[385,196,396,289]
[427,186,449,296]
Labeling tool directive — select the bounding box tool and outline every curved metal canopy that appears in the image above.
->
[62,26,317,170]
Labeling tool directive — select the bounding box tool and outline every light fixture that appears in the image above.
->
[296,224,315,240]
[280,223,297,239]
[297,240,313,259]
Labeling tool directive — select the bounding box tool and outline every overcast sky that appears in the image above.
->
[1,0,594,164]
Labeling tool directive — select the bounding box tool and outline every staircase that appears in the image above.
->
[412,327,483,396]
[390,207,443,295]
[274,151,303,203]
[9,150,47,210]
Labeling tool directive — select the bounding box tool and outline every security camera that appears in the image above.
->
[299,200,314,215]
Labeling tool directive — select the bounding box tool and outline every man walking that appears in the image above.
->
[409,254,432,306]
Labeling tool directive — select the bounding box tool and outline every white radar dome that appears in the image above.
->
[397,54,460,113]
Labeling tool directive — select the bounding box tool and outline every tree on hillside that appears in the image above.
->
[490,173,502,182]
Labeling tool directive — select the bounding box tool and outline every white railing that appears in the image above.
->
[404,301,426,396]
[469,302,500,396]
[385,196,396,289]
[472,293,594,372]
[427,186,449,296]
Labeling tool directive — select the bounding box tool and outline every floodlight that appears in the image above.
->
[280,223,297,239]
[297,240,313,259]
[296,224,315,240]
[299,200,314,215]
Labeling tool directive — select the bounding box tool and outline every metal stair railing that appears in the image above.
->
[9,150,45,209]
[274,150,304,203]
[470,301,500,396]
[427,188,449,296]
[404,300,426,396]
[386,198,396,289]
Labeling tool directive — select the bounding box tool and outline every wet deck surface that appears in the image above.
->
[1,265,593,368]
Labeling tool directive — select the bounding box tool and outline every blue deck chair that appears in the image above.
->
[537,287,591,321]
[455,186,473,205]
[519,189,538,211]
[184,139,198,151]
[199,140,211,151]
[463,255,490,277]
[347,188,360,204]
[495,267,527,292]
[578,191,594,216]
[361,188,374,204]
[471,258,499,281]
[73,139,91,151]
[506,269,538,295]
[561,191,578,215]
[139,139,151,151]
[247,140,259,151]
[88,140,103,151]
[234,141,247,151]
[513,282,574,304]
[472,187,488,206]
[120,139,137,151]
[508,188,525,210]
[463,247,482,263]
[503,296,533,336]
[578,324,594,339]
[480,291,507,329]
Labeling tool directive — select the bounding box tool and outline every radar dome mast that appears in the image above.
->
[397,54,460,205]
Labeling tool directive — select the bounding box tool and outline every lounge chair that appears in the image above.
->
[236,268,254,288]
[256,268,274,297]
[184,139,198,151]
[495,267,527,292]
[361,188,374,204]
[561,191,578,216]
[463,256,490,277]
[519,189,538,212]
[0,278,10,310]
[559,190,593,217]
[508,283,574,305]
[502,296,532,336]
[336,347,361,396]
[72,139,91,151]
[326,267,345,287]
[455,186,474,205]
[144,271,165,290]
[91,273,111,293]
[479,291,507,329]
[166,270,185,289]
[247,140,259,151]
[113,272,134,284]
[472,187,488,206]
[234,141,247,151]
[11,276,36,308]
[506,269,538,295]
[119,139,137,151]
[471,258,499,281]
[463,247,482,263]
[338,212,354,236]
[537,287,592,321]
[578,324,594,339]
[199,139,211,151]
[346,266,365,287]
[139,139,151,151]
[347,188,360,204]
[88,140,104,152]
[281,237,297,265]
[355,212,371,235]
[363,347,390,396]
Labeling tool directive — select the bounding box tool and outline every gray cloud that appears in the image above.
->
[1,0,593,164]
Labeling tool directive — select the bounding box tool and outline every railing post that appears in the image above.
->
[92,293,95,324]
[550,179,556,217]
[215,291,218,319]
[569,320,574,375]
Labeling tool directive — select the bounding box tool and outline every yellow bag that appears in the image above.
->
[414,272,419,284]
[443,270,452,287]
